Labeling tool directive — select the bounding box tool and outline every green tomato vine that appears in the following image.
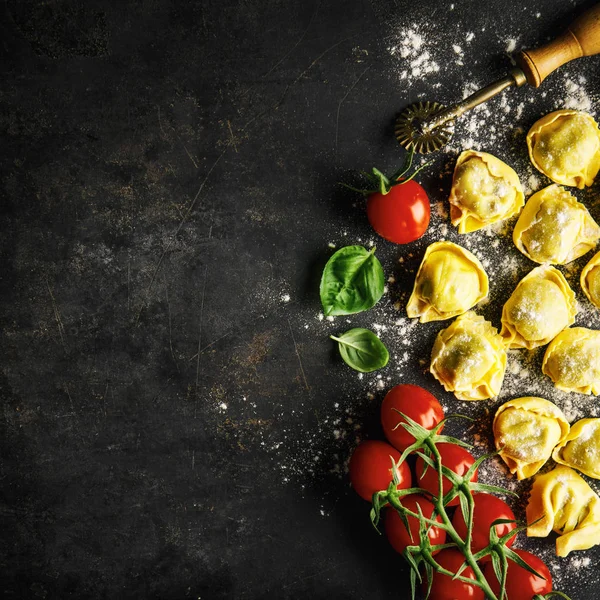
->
[368,412,573,600]
[340,148,431,195]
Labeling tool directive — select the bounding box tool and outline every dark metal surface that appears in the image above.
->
[2,0,599,598]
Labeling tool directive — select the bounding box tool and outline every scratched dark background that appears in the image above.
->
[2,0,600,598]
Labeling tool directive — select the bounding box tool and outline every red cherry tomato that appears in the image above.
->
[452,493,517,561]
[483,548,552,599]
[349,440,412,501]
[367,179,430,244]
[422,548,485,600]
[381,384,444,451]
[384,494,445,555]
[415,442,478,507]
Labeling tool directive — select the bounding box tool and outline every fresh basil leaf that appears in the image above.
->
[320,245,385,316]
[330,328,389,372]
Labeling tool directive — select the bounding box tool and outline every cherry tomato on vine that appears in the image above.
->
[349,440,412,501]
[367,179,430,244]
[484,548,552,599]
[415,442,478,507]
[384,494,445,555]
[483,548,552,599]
[422,548,485,600]
[381,384,444,451]
[452,493,517,561]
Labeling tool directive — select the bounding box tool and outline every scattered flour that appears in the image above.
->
[563,76,593,112]
[505,38,518,53]
[389,27,440,84]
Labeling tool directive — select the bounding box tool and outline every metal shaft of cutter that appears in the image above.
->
[420,68,528,134]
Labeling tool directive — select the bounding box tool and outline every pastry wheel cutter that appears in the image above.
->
[395,3,600,154]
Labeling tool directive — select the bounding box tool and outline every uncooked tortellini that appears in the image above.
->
[406,241,488,323]
[449,150,524,233]
[493,397,569,480]
[430,311,506,401]
[527,109,600,189]
[513,184,600,265]
[580,250,600,309]
[542,327,600,395]
[500,265,576,349]
[527,465,600,556]
[553,418,600,479]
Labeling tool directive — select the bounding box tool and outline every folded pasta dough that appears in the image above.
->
[527,109,600,189]
[527,465,600,556]
[406,241,488,323]
[430,311,506,401]
[500,264,576,349]
[553,418,600,480]
[449,150,524,233]
[580,250,600,309]
[542,327,600,395]
[493,397,569,480]
[512,184,600,265]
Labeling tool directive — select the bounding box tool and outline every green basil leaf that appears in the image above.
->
[319,245,385,316]
[330,328,389,372]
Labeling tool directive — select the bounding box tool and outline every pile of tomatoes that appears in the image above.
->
[348,384,554,600]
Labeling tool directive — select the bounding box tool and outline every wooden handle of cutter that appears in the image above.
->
[517,3,600,87]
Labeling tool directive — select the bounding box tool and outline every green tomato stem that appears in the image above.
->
[432,490,499,600]
[424,437,499,600]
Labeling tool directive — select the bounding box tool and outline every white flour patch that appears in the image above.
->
[389,26,440,84]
